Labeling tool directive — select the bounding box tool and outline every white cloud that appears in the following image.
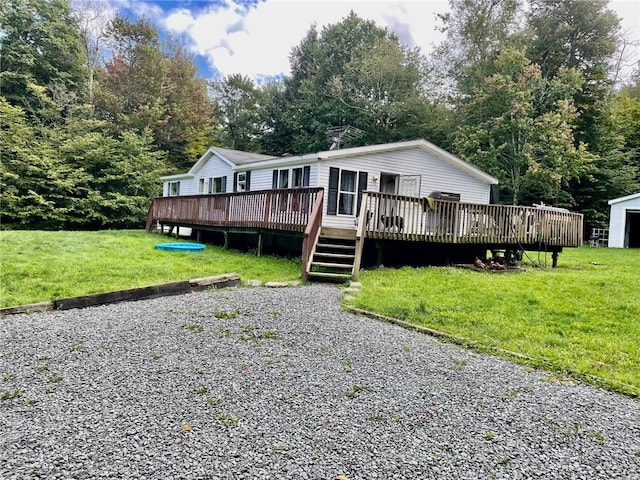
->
[164,9,195,33]
[163,0,449,81]
[126,0,639,84]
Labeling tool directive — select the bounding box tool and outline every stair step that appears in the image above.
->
[307,271,352,280]
[313,252,355,259]
[316,243,355,250]
[311,262,353,269]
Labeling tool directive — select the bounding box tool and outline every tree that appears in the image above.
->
[260,11,441,155]
[94,15,167,132]
[527,0,620,80]
[158,39,214,169]
[72,0,110,105]
[454,49,592,206]
[432,0,522,96]
[210,74,262,152]
[0,97,91,229]
[94,17,213,169]
[0,0,87,120]
[327,36,431,143]
[526,0,621,152]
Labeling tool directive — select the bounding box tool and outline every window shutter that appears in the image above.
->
[303,166,310,186]
[222,176,227,193]
[245,171,251,191]
[490,184,500,204]
[272,170,278,189]
[327,167,339,215]
[357,171,368,216]
[233,172,238,192]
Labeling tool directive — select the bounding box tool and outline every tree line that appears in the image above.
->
[1,0,638,232]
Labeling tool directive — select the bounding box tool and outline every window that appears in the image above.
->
[338,170,357,215]
[198,178,205,194]
[278,169,289,188]
[236,172,247,191]
[233,171,250,192]
[169,181,180,196]
[272,166,310,189]
[327,167,367,216]
[292,167,304,187]
[208,176,225,193]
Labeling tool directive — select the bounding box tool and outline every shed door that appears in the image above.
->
[625,211,640,248]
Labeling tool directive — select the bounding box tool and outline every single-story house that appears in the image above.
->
[608,192,640,248]
[161,139,500,231]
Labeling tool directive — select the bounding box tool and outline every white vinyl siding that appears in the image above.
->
[184,152,234,194]
[249,164,318,190]
[318,148,492,229]
[608,193,640,247]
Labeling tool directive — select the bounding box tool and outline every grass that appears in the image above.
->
[353,247,640,396]
[0,229,301,307]
[2,230,638,396]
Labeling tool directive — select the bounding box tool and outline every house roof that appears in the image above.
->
[314,139,499,185]
[608,192,640,205]
[213,147,278,165]
[161,146,279,180]
[162,139,499,186]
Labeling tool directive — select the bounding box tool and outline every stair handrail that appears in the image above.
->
[145,199,157,232]
[351,192,369,281]
[301,189,324,280]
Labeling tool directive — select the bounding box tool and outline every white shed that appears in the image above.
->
[607,192,640,248]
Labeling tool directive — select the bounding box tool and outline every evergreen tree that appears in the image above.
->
[0,0,87,120]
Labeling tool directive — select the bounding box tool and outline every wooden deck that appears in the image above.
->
[358,192,583,247]
[146,188,323,233]
[146,188,583,279]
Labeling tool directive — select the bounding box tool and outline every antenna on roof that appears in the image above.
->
[326,125,365,150]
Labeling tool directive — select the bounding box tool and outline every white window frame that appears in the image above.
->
[274,167,306,189]
[212,177,224,193]
[168,181,180,196]
[198,178,205,194]
[278,169,289,188]
[237,172,247,191]
[338,169,357,216]
[291,167,304,188]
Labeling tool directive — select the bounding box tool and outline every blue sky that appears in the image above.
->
[110,0,639,84]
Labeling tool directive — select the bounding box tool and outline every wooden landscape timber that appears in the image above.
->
[0,274,241,315]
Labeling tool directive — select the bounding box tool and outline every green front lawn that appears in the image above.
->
[352,247,640,396]
[2,230,637,396]
[0,230,301,307]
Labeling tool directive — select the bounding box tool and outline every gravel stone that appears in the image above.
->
[1,284,638,479]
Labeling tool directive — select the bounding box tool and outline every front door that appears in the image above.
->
[379,173,398,218]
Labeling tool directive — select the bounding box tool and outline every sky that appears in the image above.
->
[109,0,640,85]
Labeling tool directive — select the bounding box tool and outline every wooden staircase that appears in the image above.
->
[306,234,356,282]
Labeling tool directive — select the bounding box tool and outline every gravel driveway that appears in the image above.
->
[1,284,638,479]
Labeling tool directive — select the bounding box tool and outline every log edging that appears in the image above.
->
[0,273,241,316]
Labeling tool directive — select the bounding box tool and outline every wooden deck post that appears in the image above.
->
[352,192,369,281]
[257,232,263,257]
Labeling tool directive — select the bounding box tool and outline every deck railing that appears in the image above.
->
[301,190,325,280]
[361,191,583,247]
[145,188,323,233]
